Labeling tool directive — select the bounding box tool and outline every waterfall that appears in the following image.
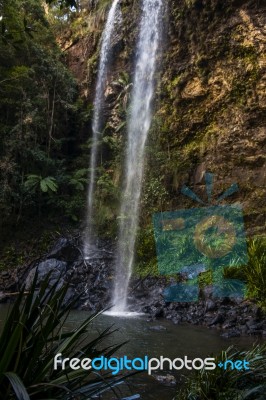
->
[84,0,121,257]
[112,0,163,312]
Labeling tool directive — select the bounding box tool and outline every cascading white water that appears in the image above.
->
[111,0,163,312]
[85,0,121,257]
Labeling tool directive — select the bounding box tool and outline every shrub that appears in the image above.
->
[243,237,266,307]
[0,273,126,399]
[176,345,266,400]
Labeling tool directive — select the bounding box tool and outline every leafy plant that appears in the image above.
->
[112,72,132,114]
[176,345,266,400]
[68,168,88,191]
[88,0,114,31]
[46,0,77,9]
[243,237,266,307]
[0,273,127,399]
[0,0,78,234]
[134,225,159,278]
[25,175,58,194]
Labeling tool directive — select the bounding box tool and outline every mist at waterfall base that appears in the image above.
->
[111,0,164,314]
[84,0,121,257]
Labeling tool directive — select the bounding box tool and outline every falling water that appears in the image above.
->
[112,0,163,312]
[85,0,121,256]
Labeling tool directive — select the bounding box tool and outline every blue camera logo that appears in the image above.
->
[153,173,248,302]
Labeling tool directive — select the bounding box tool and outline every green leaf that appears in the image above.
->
[4,372,30,400]
[0,269,127,398]
[0,323,24,374]
[69,179,84,191]
[74,169,88,178]
[40,179,48,193]
[40,177,58,193]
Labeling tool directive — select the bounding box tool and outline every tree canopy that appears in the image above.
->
[0,0,83,238]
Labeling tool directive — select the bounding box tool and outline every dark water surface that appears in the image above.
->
[0,305,260,400]
[63,310,258,400]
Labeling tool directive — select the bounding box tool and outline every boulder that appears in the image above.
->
[208,313,225,326]
[46,237,80,263]
[205,299,217,312]
[153,374,176,386]
[25,258,67,289]
[221,329,240,339]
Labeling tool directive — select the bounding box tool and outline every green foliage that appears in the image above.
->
[0,229,68,271]
[198,269,212,287]
[46,0,77,9]
[88,0,114,31]
[0,0,83,236]
[221,237,266,306]
[135,225,159,277]
[0,273,126,399]
[181,237,266,306]
[142,177,168,214]
[243,237,266,307]
[96,169,117,199]
[176,345,266,400]
[48,168,88,223]
[25,175,58,194]
[68,168,88,191]
[93,168,120,235]
[112,72,132,116]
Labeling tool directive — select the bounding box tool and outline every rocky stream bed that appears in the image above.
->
[0,236,265,340]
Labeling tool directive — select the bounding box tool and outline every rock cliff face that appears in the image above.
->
[157,0,265,238]
[63,0,265,239]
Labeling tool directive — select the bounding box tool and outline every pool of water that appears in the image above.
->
[0,305,260,399]
[65,310,258,399]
